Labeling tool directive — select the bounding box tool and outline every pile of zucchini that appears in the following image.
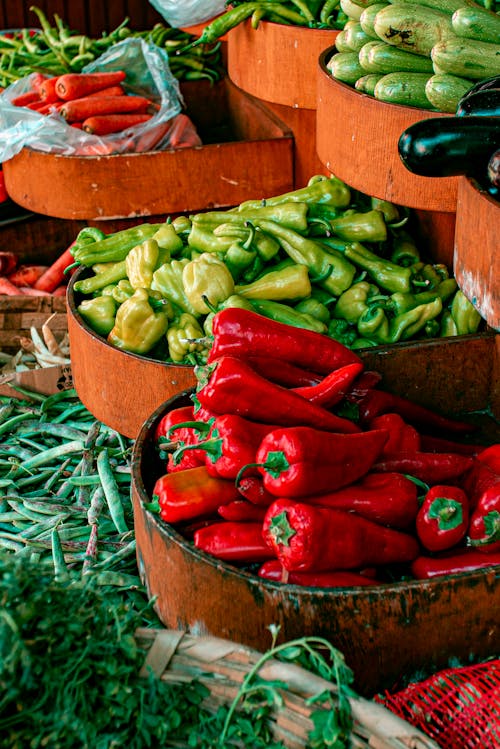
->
[330,0,500,112]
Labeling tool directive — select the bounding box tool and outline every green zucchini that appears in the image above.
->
[340,0,365,21]
[451,5,500,44]
[388,0,470,14]
[359,3,390,37]
[374,71,436,107]
[359,39,435,72]
[425,72,475,112]
[335,29,356,52]
[327,51,368,84]
[344,21,374,50]
[373,3,455,56]
[355,73,385,94]
[431,38,500,80]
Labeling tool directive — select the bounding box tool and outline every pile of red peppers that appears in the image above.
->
[150,308,500,587]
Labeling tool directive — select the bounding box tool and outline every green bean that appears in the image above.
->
[42,457,73,493]
[7,501,69,525]
[11,440,84,474]
[97,449,128,535]
[22,499,86,516]
[91,570,142,588]
[93,539,136,570]
[16,469,58,488]
[0,445,35,460]
[51,527,69,579]
[15,421,89,441]
[0,536,25,552]
[82,522,99,575]
[87,485,105,525]
[0,411,39,438]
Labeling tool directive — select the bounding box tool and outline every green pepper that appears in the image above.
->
[238,174,351,210]
[333,281,385,325]
[182,253,235,314]
[325,239,413,294]
[153,223,184,255]
[107,288,170,355]
[387,278,458,317]
[235,264,311,302]
[125,238,164,290]
[390,231,421,267]
[167,313,208,364]
[328,317,359,347]
[357,297,443,344]
[350,337,380,349]
[254,219,356,297]
[77,295,117,337]
[188,222,236,255]
[327,209,388,243]
[151,258,199,316]
[450,290,482,335]
[193,202,310,233]
[224,242,257,279]
[411,262,449,290]
[72,224,164,266]
[203,294,255,335]
[294,297,330,324]
[73,260,128,295]
[439,309,458,338]
[249,299,327,334]
[171,215,192,235]
[370,197,402,224]
[111,279,135,304]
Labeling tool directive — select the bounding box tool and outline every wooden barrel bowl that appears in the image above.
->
[132,333,500,697]
[316,47,458,265]
[227,20,339,189]
[66,267,197,439]
[454,177,500,332]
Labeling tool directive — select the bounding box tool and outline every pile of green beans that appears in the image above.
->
[0,6,224,89]
[0,387,139,589]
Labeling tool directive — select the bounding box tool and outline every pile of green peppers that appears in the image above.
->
[72,174,483,365]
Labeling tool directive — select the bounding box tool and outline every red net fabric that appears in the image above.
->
[375,659,500,749]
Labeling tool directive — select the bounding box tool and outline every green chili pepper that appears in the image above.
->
[110,279,135,304]
[326,209,388,243]
[188,223,236,255]
[390,231,421,267]
[294,297,331,323]
[328,317,359,347]
[72,224,164,266]
[357,297,443,344]
[151,258,199,316]
[254,219,356,297]
[73,261,128,295]
[411,262,449,290]
[450,290,482,335]
[370,197,402,224]
[387,278,457,317]
[325,240,413,294]
[194,202,310,233]
[224,243,257,279]
[239,174,351,211]
[235,263,311,302]
[77,296,117,337]
[439,309,458,338]
[249,299,327,334]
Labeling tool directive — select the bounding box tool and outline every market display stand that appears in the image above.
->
[227,21,339,189]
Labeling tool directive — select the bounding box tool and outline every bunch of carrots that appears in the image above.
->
[0,246,75,296]
[12,70,158,136]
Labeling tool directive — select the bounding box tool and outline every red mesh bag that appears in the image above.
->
[375,659,500,749]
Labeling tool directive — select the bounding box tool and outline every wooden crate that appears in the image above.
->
[131,333,500,697]
[0,295,67,355]
[3,78,294,221]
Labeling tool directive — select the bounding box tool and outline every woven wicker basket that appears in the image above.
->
[135,628,439,749]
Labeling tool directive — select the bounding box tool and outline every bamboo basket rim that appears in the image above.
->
[135,627,439,749]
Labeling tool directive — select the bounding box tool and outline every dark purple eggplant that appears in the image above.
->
[456,89,500,117]
[488,148,500,188]
[398,116,500,178]
[460,75,500,99]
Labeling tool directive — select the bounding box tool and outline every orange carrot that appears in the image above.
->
[169,114,202,148]
[60,95,152,123]
[17,287,51,296]
[0,276,25,295]
[82,113,152,135]
[31,73,48,93]
[70,122,84,129]
[87,85,124,98]
[12,91,41,107]
[133,120,172,152]
[55,71,126,101]
[7,264,48,287]
[33,247,75,293]
[40,77,61,103]
[26,99,50,111]
[52,284,68,296]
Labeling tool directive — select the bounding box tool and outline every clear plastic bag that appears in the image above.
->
[147,0,226,28]
[0,37,187,160]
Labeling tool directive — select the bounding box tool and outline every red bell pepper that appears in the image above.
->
[262,499,420,572]
[468,483,500,552]
[416,484,469,552]
[462,457,500,509]
[196,356,361,433]
[257,559,378,587]
[242,355,322,387]
[253,426,389,497]
[154,405,206,473]
[173,413,277,480]
[193,521,275,563]
[153,465,240,523]
[368,412,421,455]
[356,388,475,435]
[292,361,364,408]
[476,444,500,475]
[306,472,419,529]
[372,451,473,484]
[236,475,276,507]
[411,549,500,579]
[208,307,362,374]
[218,500,267,522]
